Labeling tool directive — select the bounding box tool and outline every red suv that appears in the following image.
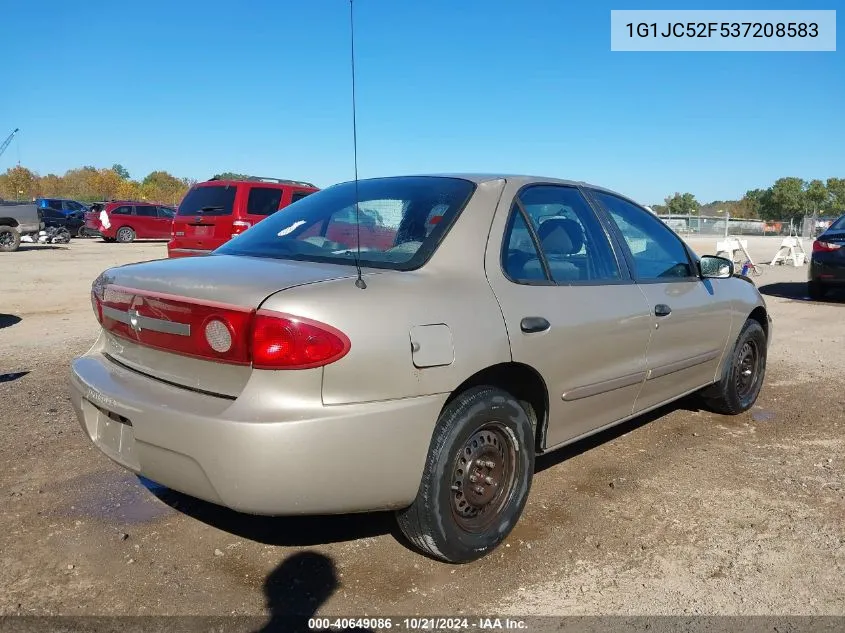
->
[85,201,176,243]
[167,177,319,258]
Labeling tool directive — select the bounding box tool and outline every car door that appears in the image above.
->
[587,189,734,414]
[132,205,159,238]
[155,206,175,238]
[485,182,654,449]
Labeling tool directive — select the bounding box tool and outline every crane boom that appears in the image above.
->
[0,128,20,161]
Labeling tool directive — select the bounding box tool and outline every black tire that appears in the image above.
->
[808,280,827,301]
[115,226,135,243]
[76,225,86,238]
[701,319,767,415]
[0,226,21,252]
[396,386,535,563]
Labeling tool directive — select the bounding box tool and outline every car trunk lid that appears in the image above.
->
[93,254,358,397]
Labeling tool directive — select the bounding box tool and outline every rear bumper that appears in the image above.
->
[69,351,444,515]
[810,257,845,284]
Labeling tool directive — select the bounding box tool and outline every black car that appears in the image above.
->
[39,207,87,237]
[809,213,845,300]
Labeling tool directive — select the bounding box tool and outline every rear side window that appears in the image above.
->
[502,185,621,284]
[291,191,314,204]
[177,185,237,217]
[110,205,132,216]
[247,187,283,216]
[135,206,157,216]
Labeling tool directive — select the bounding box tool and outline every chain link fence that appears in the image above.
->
[659,214,815,238]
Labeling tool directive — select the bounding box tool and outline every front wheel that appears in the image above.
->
[396,386,535,563]
[701,318,767,415]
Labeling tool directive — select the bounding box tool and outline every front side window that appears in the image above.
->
[158,206,175,218]
[291,191,314,204]
[501,185,621,284]
[590,190,693,280]
[247,187,283,216]
[215,176,476,270]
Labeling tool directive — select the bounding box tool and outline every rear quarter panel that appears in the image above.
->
[258,179,513,405]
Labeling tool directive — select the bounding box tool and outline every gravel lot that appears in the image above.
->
[1,237,843,619]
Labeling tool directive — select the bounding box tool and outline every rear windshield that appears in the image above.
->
[177,185,237,217]
[214,176,476,270]
[828,215,845,231]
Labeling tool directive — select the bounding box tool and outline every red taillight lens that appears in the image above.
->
[96,286,350,369]
[232,220,252,238]
[100,286,254,365]
[251,310,351,370]
[813,240,842,253]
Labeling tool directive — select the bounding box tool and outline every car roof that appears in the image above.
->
[330,173,642,207]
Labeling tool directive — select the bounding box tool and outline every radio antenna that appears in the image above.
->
[349,0,366,290]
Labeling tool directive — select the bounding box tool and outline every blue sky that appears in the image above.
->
[1,0,842,205]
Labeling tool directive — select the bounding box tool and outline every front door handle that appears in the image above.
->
[520,317,550,333]
[654,304,672,317]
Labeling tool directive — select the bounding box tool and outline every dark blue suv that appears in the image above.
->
[36,198,89,215]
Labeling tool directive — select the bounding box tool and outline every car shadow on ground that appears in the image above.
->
[256,550,372,633]
[144,395,706,554]
[145,481,401,547]
[14,244,69,252]
[0,314,21,329]
[759,281,844,304]
[0,371,29,384]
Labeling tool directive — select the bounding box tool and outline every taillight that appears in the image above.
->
[232,220,252,238]
[96,286,350,370]
[813,240,842,253]
[251,310,351,370]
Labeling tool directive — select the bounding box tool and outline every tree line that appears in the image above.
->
[653,177,845,222]
[0,164,197,206]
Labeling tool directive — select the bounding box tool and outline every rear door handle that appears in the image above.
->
[520,317,550,333]
[654,304,672,317]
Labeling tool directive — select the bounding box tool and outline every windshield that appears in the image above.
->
[215,176,476,270]
[177,185,237,216]
[828,214,845,231]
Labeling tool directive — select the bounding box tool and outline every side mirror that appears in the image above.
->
[699,255,734,279]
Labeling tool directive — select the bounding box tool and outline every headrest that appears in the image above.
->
[537,218,584,255]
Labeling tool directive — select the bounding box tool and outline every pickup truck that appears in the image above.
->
[0,202,45,252]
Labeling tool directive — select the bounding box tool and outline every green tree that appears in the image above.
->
[112,164,130,180]
[825,178,845,215]
[212,172,250,180]
[664,192,699,215]
[767,177,806,220]
[805,179,829,214]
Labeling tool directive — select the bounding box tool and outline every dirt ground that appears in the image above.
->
[0,237,843,620]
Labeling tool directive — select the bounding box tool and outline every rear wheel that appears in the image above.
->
[396,386,534,563]
[808,280,827,301]
[76,225,87,238]
[116,226,135,243]
[701,319,767,415]
[0,226,21,252]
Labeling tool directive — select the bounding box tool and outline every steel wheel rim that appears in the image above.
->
[450,423,518,534]
[735,340,759,399]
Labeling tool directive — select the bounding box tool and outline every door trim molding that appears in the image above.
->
[646,349,721,381]
[562,371,647,401]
